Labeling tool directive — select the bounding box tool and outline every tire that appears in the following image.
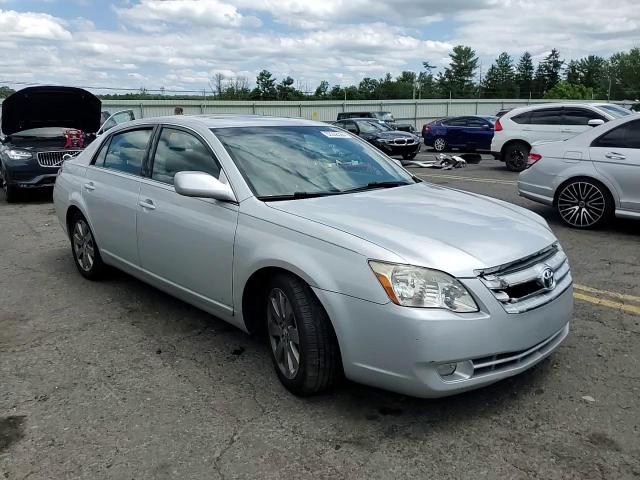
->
[433,137,447,152]
[1,168,18,203]
[402,152,417,160]
[555,178,614,229]
[69,212,105,280]
[265,273,341,396]
[504,142,530,172]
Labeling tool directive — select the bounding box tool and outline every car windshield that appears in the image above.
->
[356,120,385,133]
[598,104,633,118]
[375,112,395,121]
[212,126,414,199]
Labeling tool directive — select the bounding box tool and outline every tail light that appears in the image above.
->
[494,118,503,132]
[527,153,542,168]
[422,124,431,135]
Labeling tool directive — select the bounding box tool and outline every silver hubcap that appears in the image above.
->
[558,182,605,227]
[434,138,445,151]
[73,220,95,271]
[267,288,300,379]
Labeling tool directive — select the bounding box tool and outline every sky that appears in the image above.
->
[0,0,639,94]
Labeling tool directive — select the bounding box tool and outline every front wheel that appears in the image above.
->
[433,137,447,152]
[70,213,106,279]
[265,274,341,396]
[556,179,613,229]
[504,142,530,172]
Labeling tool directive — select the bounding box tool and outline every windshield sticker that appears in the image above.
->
[321,131,351,138]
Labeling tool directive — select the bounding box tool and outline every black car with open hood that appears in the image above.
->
[0,86,102,202]
[334,118,421,160]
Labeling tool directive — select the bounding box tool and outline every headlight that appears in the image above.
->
[369,261,479,312]
[6,149,33,161]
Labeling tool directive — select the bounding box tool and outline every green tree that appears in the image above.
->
[358,77,379,99]
[482,52,517,98]
[440,45,479,98]
[253,69,277,99]
[516,52,534,97]
[534,48,564,97]
[314,80,329,98]
[276,76,297,100]
[544,81,592,100]
[0,86,15,98]
[606,48,640,100]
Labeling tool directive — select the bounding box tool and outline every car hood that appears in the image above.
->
[376,130,417,139]
[1,86,101,135]
[267,183,556,277]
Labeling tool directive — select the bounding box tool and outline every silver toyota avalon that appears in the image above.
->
[53,115,573,398]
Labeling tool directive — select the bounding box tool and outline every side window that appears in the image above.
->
[530,109,564,125]
[511,112,531,124]
[444,117,467,127]
[563,108,605,126]
[93,138,110,167]
[103,129,152,175]
[592,120,640,149]
[151,128,221,185]
[343,121,358,134]
[467,118,488,128]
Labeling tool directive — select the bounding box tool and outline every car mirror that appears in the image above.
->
[588,119,605,127]
[174,171,236,202]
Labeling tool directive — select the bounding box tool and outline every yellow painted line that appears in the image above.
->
[574,284,640,304]
[574,292,640,315]
[416,173,517,185]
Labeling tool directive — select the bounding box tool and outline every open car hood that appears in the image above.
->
[1,86,101,135]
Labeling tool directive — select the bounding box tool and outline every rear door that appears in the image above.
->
[83,127,154,265]
[590,119,640,212]
[526,108,566,143]
[136,126,238,312]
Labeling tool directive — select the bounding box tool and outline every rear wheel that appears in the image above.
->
[265,273,341,396]
[556,179,613,229]
[504,142,530,172]
[70,212,105,279]
[433,137,447,152]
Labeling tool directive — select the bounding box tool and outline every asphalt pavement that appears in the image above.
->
[1,151,639,479]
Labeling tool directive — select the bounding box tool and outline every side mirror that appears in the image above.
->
[174,171,236,202]
[588,119,605,127]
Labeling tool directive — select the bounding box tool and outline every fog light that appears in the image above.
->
[436,363,457,377]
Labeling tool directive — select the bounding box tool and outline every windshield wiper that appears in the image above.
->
[342,180,412,193]
[258,190,342,201]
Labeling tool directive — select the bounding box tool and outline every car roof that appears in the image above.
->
[116,114,328,129]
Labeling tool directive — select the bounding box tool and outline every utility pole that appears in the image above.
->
[607,76,612,102]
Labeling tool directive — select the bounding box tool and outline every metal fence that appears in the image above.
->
[0,98,617,129]
[95,98,614,128]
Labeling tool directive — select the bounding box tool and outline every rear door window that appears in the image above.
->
[529,109,564,125]
[102,129,153,175]
[511,112,531,124]
[592,120,640,149]
[563,108,606,126]
[444,117,468,127]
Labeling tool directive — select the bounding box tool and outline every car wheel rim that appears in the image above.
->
[434,139,445,151]
[267,288,301,379]
[73,220,95,271]
[510,149,525,166]
[557,182,605,227]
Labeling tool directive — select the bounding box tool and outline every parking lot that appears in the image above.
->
[1,152,639,480]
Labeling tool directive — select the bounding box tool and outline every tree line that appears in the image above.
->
[1,46,639,101]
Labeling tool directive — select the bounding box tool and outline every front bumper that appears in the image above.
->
[377,142,421,156]
[3,159,60,188]
[313,279,573,398]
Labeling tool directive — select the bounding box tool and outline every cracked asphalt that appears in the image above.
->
[1,153,639,479]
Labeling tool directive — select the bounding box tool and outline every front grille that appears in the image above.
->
[37,150,82,167]
[471,325,567,377]
[478,244,572,313]
[391,138,416,145]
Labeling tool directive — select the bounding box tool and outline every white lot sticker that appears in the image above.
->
[321,131,351,138]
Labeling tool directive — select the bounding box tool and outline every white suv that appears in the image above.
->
[491,103,633,171]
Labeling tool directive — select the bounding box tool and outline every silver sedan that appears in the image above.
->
[54,115,573,398]
[519,114,640,228]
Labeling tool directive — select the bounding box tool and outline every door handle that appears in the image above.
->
[605,152,626,160]
[83,182,95,191]
[138,199,156,210]
[561,129,573,133]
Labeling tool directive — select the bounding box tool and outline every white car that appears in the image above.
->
[519,114,640,228]
[492,103,633,171]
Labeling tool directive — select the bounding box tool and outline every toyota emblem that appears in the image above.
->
[539,267,556,291]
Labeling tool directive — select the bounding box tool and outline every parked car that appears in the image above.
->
[335,118,420,159]
[496,108,512,118]
[519,114,640,228]
[337,111,396,125]
[98,109,136,136]
[54,114,573,399]
[422,116,496,153]
[0,86,101,202]
[492,103,633,172]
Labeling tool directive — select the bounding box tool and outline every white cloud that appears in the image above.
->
[0,9,72,40]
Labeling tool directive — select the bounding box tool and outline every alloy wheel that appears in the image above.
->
[267,288,301,379]
[72,220,96,272]
[557,181,606,228]
[434,138,446,151]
